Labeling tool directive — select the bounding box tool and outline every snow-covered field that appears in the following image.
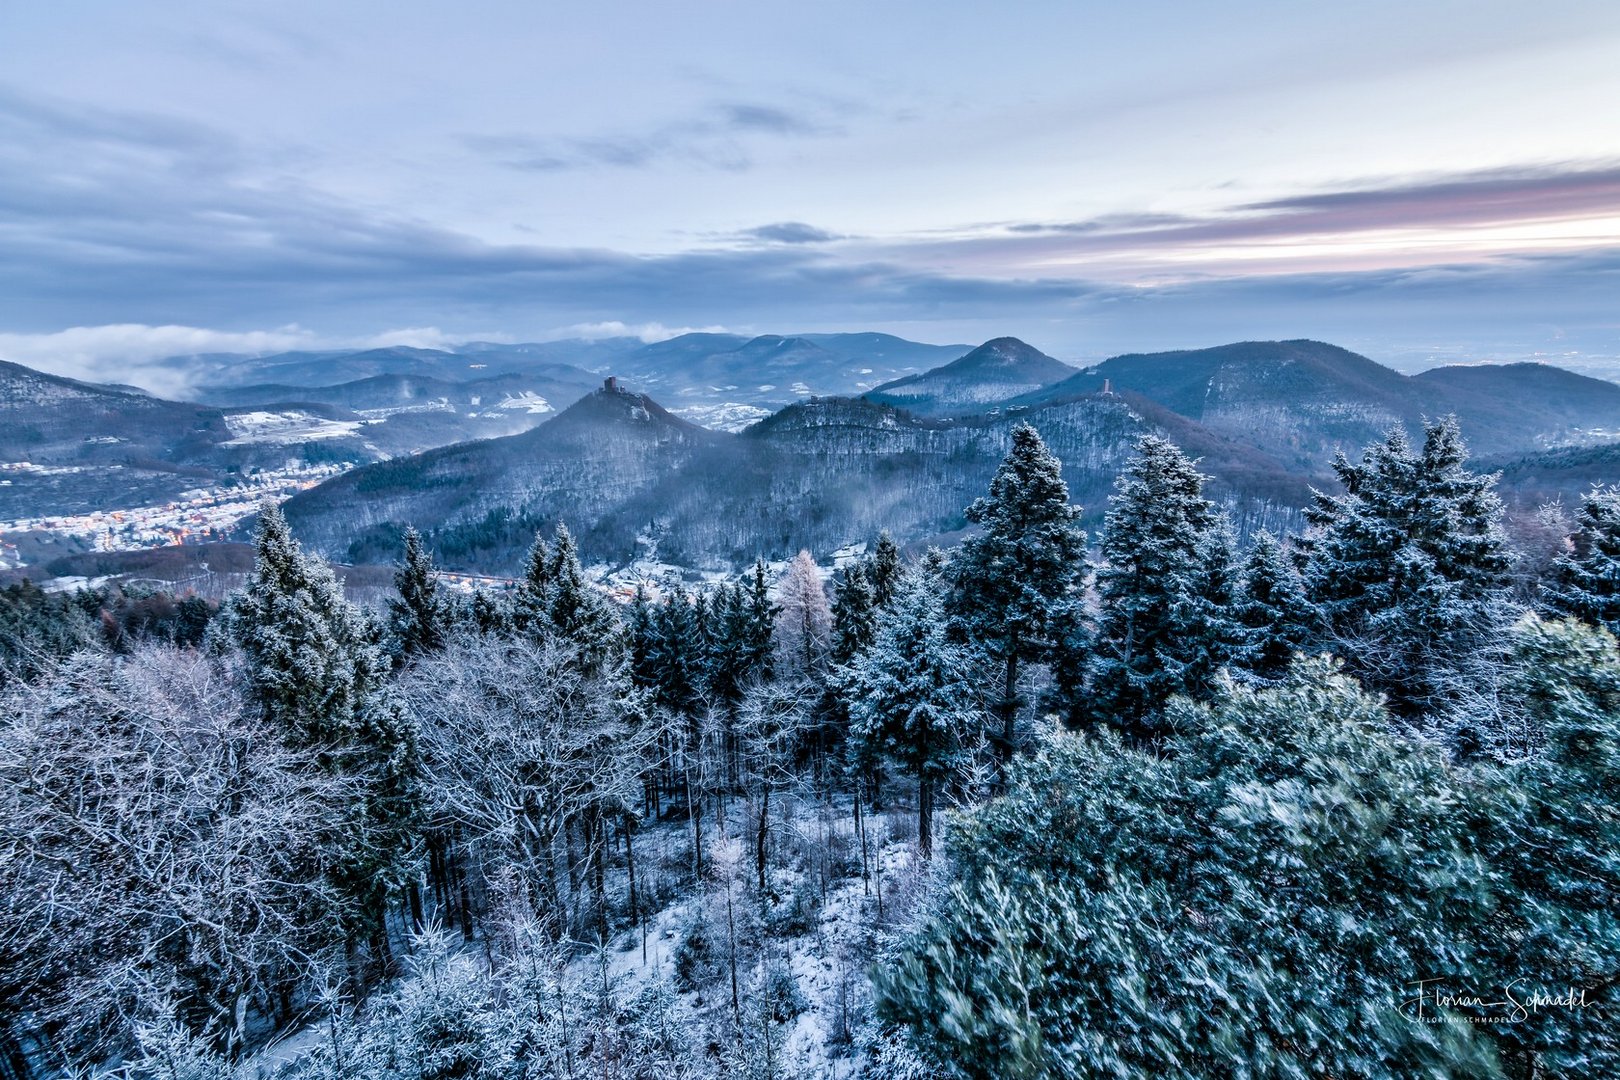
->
[223,411,368,446]
[671,402,774,432]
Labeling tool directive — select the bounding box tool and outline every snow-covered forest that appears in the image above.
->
[3,417,1618,1079]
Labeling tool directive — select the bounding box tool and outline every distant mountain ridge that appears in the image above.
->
[282,376,1307,573]
[868,337,1074,416]
[1005,339,1620,469]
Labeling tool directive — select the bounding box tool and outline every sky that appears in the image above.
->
[3,0,1620,385]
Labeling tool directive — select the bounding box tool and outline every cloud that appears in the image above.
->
[543,321,733,343]
[920,162,1620,280]
[718,103,824,136]
[741,222,844,244]
[360,327,513,350]
[0,324,528,395]
[0,324,314,396]
[1,81,1616,374]
[1242,164,1620,230]
[460,99,836,173]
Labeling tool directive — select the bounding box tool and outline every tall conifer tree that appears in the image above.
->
[949,424,1086,772]
[1088,436,1235,739]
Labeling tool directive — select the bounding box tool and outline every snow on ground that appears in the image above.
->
[247,790,926,1080]
[223,411,366,446]
[491,392,552,414]
[671,402,774,432]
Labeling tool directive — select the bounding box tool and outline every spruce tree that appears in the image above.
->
[1088,435,1234,740]
[546,524,622,667]
[224,504,388,746]
[842,573,979,859]
[705,582,746,707]
[221,504,419,934]
[1546,484,1620,633]
[1299,418,1515,724]
[949,424,1087,772]
[1229,530,1320,682]
[869,531,902,609]
[627,583,658,687]
[388,527,445,661]
[738,558,777,679]
[649,586,705,716]
[831,561,878,663]
[469,589,507,635]
[509,531,554,634]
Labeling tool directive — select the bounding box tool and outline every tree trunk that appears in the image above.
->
[997,650,1019,789]
[624,813,640,928]
[756,786,771,895]
[918,772,934,861]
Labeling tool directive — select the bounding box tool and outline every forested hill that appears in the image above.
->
[0,359,231,465]
[284,380,1308,572]
[866,336,1075,416]
[1007,339,1620,469]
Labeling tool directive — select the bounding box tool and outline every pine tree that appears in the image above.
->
[388,527,445,661]
[546,524,622,667]
[1088,436,1235,740]
[740,558,777,678]
[224,504,388,746]
[949,424,1087,772]
[648,585,705,716]
[220,504,419,934]
[831,561,878,663]
[509,531,554,634]
[1299,418,1516,724]
[842,573,980,859]
[468,588,507,635]
[1229,530,1320,682]
[627,583,658,685]
[704,582,744,707]
[1546,485,1620,633]
[869,531,902,609]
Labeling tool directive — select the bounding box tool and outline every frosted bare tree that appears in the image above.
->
[0,646,356,1064]
[400,633,654,945]
[773,550,831,679]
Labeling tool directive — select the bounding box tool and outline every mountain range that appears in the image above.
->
[6,333,1620,575]
[278,375,1307,573]
[1011,339,1620,469]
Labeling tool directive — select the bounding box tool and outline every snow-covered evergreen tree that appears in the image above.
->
[841,573,980,858]
[1299,418,1517,728]
[1229,529,1320,682]
[219,504,419,936]
[831,560,878,663]
[388,527,445,661]
[546,524,622,668]
[509,530,553,634]
[1484,618,1620,1073]
[1545,484,1620,633]
[949,423,1087,771]
[223,504,393,748]
[869,530,903,609]
[649,585,707,717]
[876,660,1506,1080]
[1088,436,1236,740]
